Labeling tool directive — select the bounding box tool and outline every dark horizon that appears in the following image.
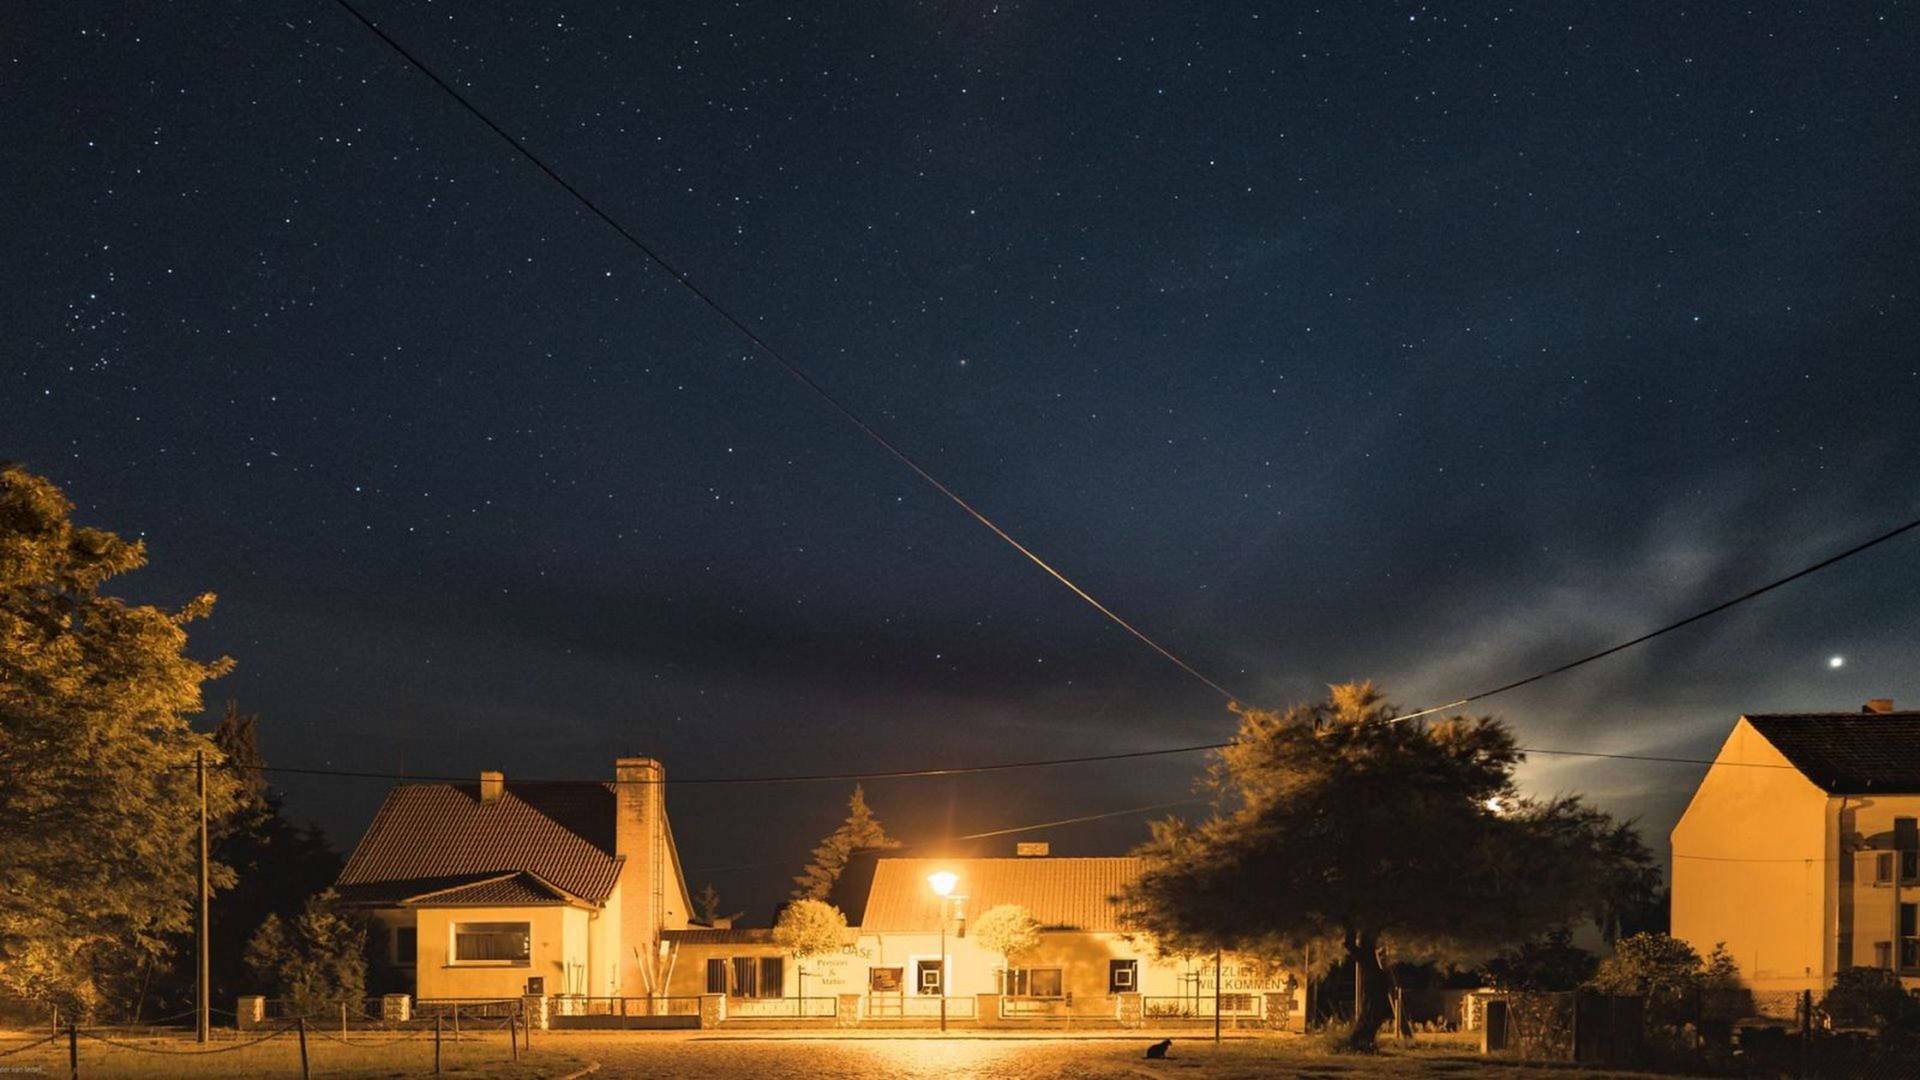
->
[7,2,1916,923]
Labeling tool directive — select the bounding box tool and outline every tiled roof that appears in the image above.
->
[336,782,624,904]
[406,872,577,906]
[662,928,775,944]
[857,857,1142,933]
[1747,712,1920,794]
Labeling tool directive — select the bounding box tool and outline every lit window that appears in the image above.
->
[453,922,529,963]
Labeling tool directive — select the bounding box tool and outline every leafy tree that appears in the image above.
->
[791,785,900,900]
[971,904,1042,993]
[1120,683,1658,1050]
[1587,932,1724,999]
[0,464,240,1017]
[1821,967,1920,1033]
[771,899,848,999]
[1483,929,1597,991]
[242,890,366,1017]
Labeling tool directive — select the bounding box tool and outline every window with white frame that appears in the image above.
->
[1003,967,1064,998]
[1109,959,1138,993]
[452,922,530,963]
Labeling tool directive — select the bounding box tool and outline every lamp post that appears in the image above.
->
[927,871,958,1034]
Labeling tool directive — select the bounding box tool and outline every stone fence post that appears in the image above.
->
[836,993,862,1027]
[520,994,549,1031]
[1116,992,1143,1028]
[698,993,726,1028]
[381,994,411,1023]
[235,996,265,1031]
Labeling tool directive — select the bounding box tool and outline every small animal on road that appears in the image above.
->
[1145,1038,1172,1059]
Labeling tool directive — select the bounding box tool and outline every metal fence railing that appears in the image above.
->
[864,995,977,1020]
[999,995,1122,1022]
[726,996,838,1019]
[1141,993,1265,1020]
[554,996,701,1019]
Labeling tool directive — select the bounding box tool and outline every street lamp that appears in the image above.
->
[927,871,958,1033]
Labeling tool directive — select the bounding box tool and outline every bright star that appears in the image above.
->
[1829,655,1845,669]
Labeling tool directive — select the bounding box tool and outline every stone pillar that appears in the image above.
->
[235,996,265,1030]
[1117,992,1143,1028]
[521,994,549,1031]
[1263,991,1292,1031]
[976,993,1002,1027]
[698,993,726,1028]
[381,994,411,1023]
[836,993,862,1028]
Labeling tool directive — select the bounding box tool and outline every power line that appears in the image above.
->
[685,797,1210,876]
[325,0,1239,704]
[1390,512,1920,724]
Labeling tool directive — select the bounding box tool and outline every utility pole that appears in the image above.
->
[1213,948,1222,1045]
[196,749,210,1043]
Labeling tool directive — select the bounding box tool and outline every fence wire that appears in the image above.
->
[0,1033,60,1058]
[77,1023,295,1055]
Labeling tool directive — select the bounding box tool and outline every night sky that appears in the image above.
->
[7,3,1917,922]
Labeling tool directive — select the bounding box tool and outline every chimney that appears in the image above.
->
[1865,699,1896,714]
[615,757,669,994]
[1016,842,1051,857]
[479,770,505,804]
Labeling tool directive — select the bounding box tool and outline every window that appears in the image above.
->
[395,927,417,966]
[1109,959,1138,993]
[1878,853,1896,884]
[706,958,728,994]
[453,922,529,963]
[1003,968,1064,998]
[759,957,784,998]
[731,957,759,998]
[869,967,904,993]
[917,959,945,995]
[1876,942,1894,969]
[1903,904,1919,971]
[1904,850,1918,883]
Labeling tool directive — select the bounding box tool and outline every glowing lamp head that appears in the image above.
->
[927,870,959,898]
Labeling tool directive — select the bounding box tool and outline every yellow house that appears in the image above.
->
[665,851,1303,1025]
[1672,700,1920,996]
[335,757,692,1001]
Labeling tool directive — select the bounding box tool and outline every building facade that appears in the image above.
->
[335,757,692,1000]
[664,854,1303,1024]
[1672,701,1920,995]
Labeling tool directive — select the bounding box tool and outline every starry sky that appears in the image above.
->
[6,3,1918,922]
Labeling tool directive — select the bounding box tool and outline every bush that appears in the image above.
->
[242,891,366,1017]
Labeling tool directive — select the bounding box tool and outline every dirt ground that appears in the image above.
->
[0,1029,1676,1079]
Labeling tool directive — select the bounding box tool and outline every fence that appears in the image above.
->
[550,995,703,1029]
[726,996,839,1019]
[0,1012,533,1079]
[999,995,1123,1023]
[865,995,978,1020]
[1141,993,1265,1021]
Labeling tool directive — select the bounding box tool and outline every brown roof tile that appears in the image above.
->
[856,857,1142,932]
[336,782,623,904]
[1747,712,1920,794]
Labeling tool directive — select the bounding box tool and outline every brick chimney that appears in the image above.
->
[615,756,666,995]
[479,769,505,804]
[1865,699,1896,714]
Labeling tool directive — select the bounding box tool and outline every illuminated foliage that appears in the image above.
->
[971,904,1042,992]
[772,898,848,960]
[1120,682,1658,1050]
[791,784,900,901]
[0,464,239,1016]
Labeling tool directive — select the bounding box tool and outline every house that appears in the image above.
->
[663,847,1304,1024]
[335,757,692,1001]
[1672,699,1920,996]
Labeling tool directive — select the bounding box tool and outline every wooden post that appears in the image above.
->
[67,1022,77,1080]
[452,1003,460,1041]
[296,1018,309,1080]
[1213,948,1222,1045]
[509,1012,519,1061]
[341,1000,348,1037]
[196,750,210,1044]
[434,1016,443,1075]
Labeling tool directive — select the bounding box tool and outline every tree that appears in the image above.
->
[0,464,240,1017]
[1821,967,1920,1034]
[1119,682,1658,1050]
[242,891,366,1017]
[695,883,724,926]
[771,899,848,1000]
[971,905,1042,994]
[791,785,900,900]
[1483,929,1597,992]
